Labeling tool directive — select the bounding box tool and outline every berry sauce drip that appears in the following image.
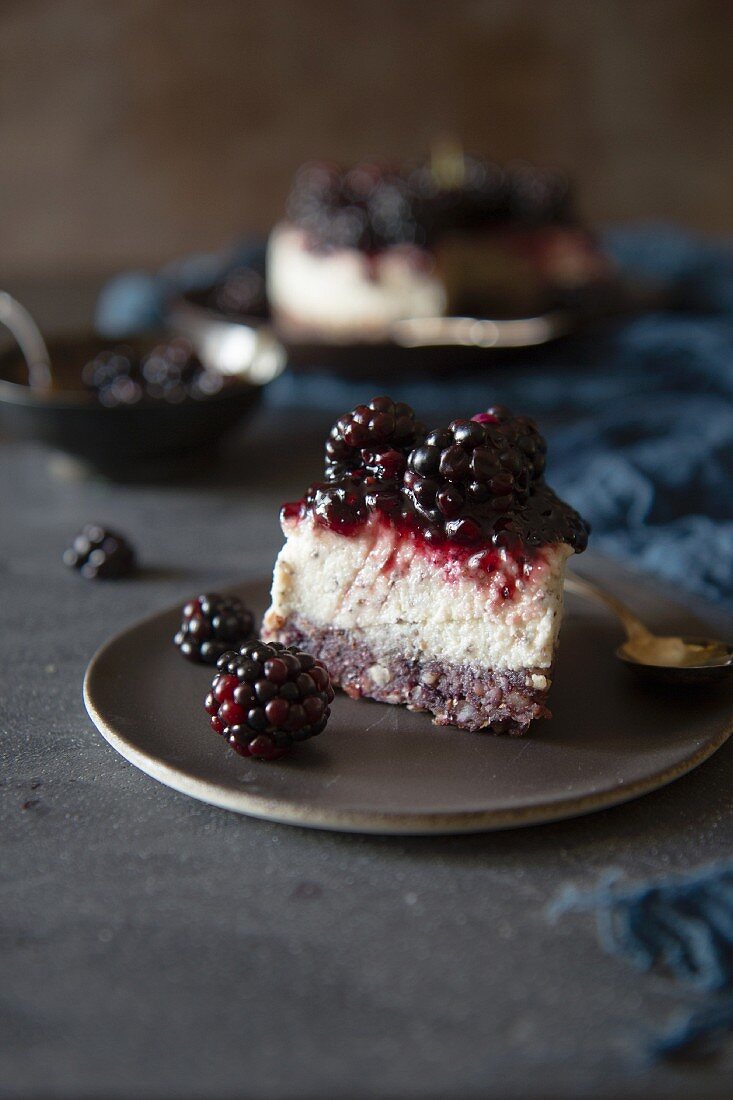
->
[62,524,136,579]
[205,641,334,760]
[82,338,223,407]
[285,398,589,580]
[174,593,256,665]
[287,159,575,253]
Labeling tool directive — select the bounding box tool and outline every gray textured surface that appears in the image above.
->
[3,401,733,1100]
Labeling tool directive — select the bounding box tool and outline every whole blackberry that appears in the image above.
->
[287,162,420,252]
[62,524,136,579]
[403,407,545,540]
[82,346,143,407]
[174,593,255,665]
[205,641,334,760]
[364,174,420,248]
[307,479,368,533]
[140,338,224,402]
[82,338,222,406]
[325,396,426,481]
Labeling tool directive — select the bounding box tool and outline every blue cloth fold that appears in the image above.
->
[95,224,733,608]
[549,863,733,1058]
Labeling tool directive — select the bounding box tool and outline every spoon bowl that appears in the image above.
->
[565,572,733,687]
[616,636,733,685]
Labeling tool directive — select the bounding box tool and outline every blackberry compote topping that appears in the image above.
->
[287,158,577,254]
[174,594,255,665]
[296,397,589,557]
[63,524,136,579]
[82,338,223,406]
[312,396,426,529]
[287,162,421,252]
[205,641,334,760]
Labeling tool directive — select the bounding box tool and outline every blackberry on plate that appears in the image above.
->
[63,524,136,579]
[174,593,256,665]
[205,640,334,760]
[325,396,426,480]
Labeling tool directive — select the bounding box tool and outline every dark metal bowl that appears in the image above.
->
[0,334,269,477]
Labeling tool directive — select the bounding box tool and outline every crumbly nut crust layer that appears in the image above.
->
[263,612,552,734]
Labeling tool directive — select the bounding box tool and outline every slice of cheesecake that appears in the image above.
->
[266,158,613,341]
[262,397,588,735]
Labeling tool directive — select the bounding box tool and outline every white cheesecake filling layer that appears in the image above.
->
[266,222,447,336]
[263,515,572,671]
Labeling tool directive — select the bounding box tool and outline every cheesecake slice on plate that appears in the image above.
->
[263,397,588,734]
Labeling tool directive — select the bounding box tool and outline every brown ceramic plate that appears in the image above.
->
[83,577,733,835]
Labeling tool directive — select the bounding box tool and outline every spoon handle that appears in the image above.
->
[0,292,52,390]
[564,572,652,642]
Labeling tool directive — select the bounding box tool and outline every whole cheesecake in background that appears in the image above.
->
[262,397,588,734]
[266,154,613,342]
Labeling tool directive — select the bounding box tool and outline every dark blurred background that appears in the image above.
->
[2,0,730,283]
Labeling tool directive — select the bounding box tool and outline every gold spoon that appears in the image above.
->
[565,573,733,684]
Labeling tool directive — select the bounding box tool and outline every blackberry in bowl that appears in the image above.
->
[0,331,270,478]
[81,338,225,407]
